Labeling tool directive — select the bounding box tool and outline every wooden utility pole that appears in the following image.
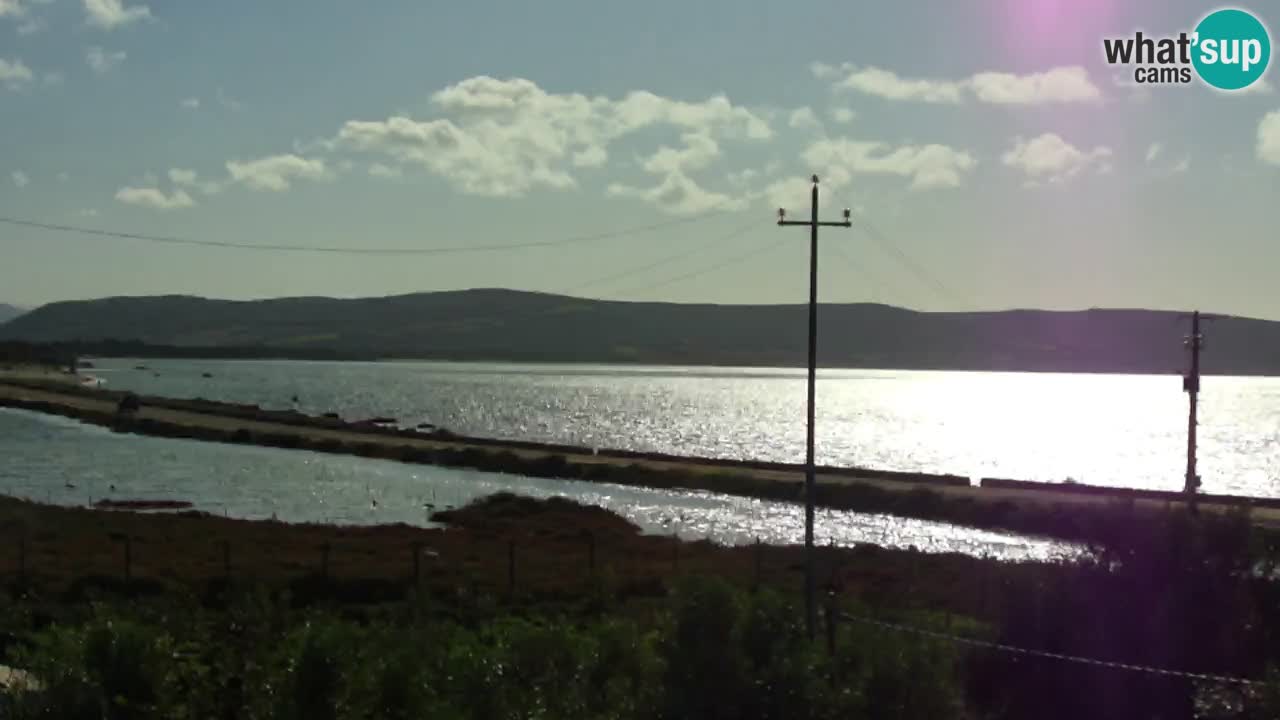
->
[777,175,852,639]
[1183,311,1205,512]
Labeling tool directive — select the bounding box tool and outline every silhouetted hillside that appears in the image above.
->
[3,289,1279,374]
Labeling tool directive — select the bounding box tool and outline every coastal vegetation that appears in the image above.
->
[0,493,1277,718]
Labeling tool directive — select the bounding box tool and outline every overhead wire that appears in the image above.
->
[853,214,974,309]
[426,216,765,328]
[610,227,785,298]
[0,210,736,256]
[826,236,894,305]
[557,217,761,297]
[823,186,974,308]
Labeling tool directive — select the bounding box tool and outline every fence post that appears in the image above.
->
[824,591,837,657]
[412,542,422,585]
[507,540,515,597]
[909,550,920,607]
[17,535,26,588]
[754,537,763,589]
[979,560,990,617]
[587,531,596,578]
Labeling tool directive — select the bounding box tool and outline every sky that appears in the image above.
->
[2,0,1279,318]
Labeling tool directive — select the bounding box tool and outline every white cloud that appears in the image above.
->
[1259,110,1280,166]
[332,75,772,199]
[607,170,745,215]
[968,66,1101,105]
[809,62,838,79]
[641,133,720,175]
[180,97,200,109]
[167,168,197,186]
[804,137,977,190]
[368,163,402,178]
[86,47,126,74]
[12,170,29,188]
[826,63,1101,105]
[1145,143,1162,164]
[226,154,328,191]
[727,168,759,187]
[830,107,855,124]
[762,175,827,211]
[788,106,821,131]
[3,2,47,34]
[611,133,740,214]
[56,172,69,182]
[83,0,150,29]
[835,66,964,103]
[1171,156,1190,174]
[115,186,194,210]
[1002,133,1113,184]
[155,168,222,195]
[0,58,33,89]
[571,145,607,168]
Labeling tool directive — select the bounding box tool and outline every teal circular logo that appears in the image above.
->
[1192,8,1271,90]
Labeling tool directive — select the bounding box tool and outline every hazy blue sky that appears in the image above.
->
[2,0,1279,317]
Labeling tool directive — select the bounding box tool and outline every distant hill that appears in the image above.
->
[2,289,1279,375]
[0,304,25,325]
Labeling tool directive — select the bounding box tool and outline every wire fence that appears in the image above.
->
[3,509,1276,695]
[836,610,1265,687]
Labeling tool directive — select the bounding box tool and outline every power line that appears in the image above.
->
[416,219,763,329]
[853,213,973,308]
[559,218,760,297]
[823,187,973,308]
[610,228,782,298]
[826,238,893,304]
[840,612,1263,686]
[0,211,735,256]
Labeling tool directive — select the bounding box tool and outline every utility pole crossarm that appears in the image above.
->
[773,174,854,642]
[779,220,853,228]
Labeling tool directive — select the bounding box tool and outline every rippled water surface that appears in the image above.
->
[0,408,1068,561]
[82,359,1280,497]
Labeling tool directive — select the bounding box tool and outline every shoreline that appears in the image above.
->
[3,373,1279,545]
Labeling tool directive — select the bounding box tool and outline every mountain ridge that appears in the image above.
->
[3,289,1278,375]
[0,304,25,325]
